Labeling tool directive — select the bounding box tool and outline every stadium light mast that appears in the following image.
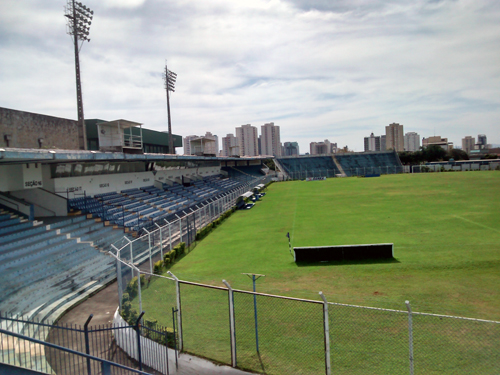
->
[163,63,177,154]
[65,0,93,150]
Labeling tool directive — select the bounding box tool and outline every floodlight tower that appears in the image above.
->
[163,63,177,154]
[65,0,94,150]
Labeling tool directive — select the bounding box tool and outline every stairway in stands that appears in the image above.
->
[0,206,124,333]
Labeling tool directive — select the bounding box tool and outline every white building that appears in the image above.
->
[364,133,381,152]
[260,122,281,156]
[310,140,335,155]
[404,132,420,152]
[183,135,197,155]
[221,133,240,157]
[462,136,475,154]
[235,124,258,157]
[184,132,219,156]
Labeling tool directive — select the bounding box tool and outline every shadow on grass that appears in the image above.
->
[294,257,401,267]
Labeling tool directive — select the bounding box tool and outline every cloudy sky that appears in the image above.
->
[1,0,499,153]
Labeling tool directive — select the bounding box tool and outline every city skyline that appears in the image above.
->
[1,1,499,154]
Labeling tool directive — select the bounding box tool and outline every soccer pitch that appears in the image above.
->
[135,172,500,373]
[168,171,500,319]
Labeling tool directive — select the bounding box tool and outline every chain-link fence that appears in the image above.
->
[285,166,404,180]
[234,291,325,375]
[111,259,500,375]
[110,178,262,277]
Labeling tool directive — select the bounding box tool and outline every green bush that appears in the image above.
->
[128,309,139,325]
[163,256,170,266]
[126,277,138,299]
[144,318,158,338]
[121,292,130,305]
[121,301,132,321]
[153,260,164,275]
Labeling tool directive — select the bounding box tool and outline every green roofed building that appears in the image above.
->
[85,119,182,154]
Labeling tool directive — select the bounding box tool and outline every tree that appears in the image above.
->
[422,145,448,162]
[448,149,469,161]
[263,158,276,171]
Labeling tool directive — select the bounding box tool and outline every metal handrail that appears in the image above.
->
[0,328,152,375]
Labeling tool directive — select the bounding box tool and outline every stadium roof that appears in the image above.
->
[0,148,270,165]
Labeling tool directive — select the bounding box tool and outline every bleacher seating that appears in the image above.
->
[335,152,402,176]
[276,152,403,178]
[276,156,340,179]
[0,208,118,326]
[68,174,247,234]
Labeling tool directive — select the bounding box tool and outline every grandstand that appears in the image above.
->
[0,146,268,334]
[275,151,403,179]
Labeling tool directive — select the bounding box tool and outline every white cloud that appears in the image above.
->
[0,0,499,152]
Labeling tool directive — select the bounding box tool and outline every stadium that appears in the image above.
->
[0,105,499,374]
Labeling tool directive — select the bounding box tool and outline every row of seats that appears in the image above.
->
[69,175,246,234]
[335,152,402,176]
[0,210,118,325]
[277,157,340,178]
[277,152,403,178]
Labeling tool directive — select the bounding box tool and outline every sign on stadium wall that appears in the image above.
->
[23,163,43,189]
[305,177,326,181]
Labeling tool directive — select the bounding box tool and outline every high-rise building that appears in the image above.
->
[183,135,198,155]
[422,136,452,150]
[462,136,476,154]
[310,140,333,155]
[364,133,381,152]
[284,142,300,156]
[380,135,386,152]
[385,123,404,151]
[235,124,258,156]
[477,134,487,149]
[221,133,239,157]
[404,132,420,152]
[260,122,281,156]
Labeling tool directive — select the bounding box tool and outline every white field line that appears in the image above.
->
[453,215,500,234]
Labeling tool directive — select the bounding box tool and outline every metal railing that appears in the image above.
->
[0,327,152,375]
[0,310,175,375]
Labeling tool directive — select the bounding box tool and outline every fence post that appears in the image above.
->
[167,271,183,351]
[155,222,163,260]
[84,314,93,375]
[319,292,331,375]
[143,228,153,274]
[178,216,182,243]
[112,245,123,310]
[124,236,133,264]
[405,300,414,375]
[222,280,237,368]
[135,311,146,371]
[132,265,143,315]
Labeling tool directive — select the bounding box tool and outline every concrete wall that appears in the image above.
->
[11,188,67,217]
[0,107,80,150]
[53,166,221,198]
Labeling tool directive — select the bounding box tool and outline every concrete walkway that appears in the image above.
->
[56,281,256,375]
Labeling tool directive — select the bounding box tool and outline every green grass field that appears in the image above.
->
[134,172,500,374]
